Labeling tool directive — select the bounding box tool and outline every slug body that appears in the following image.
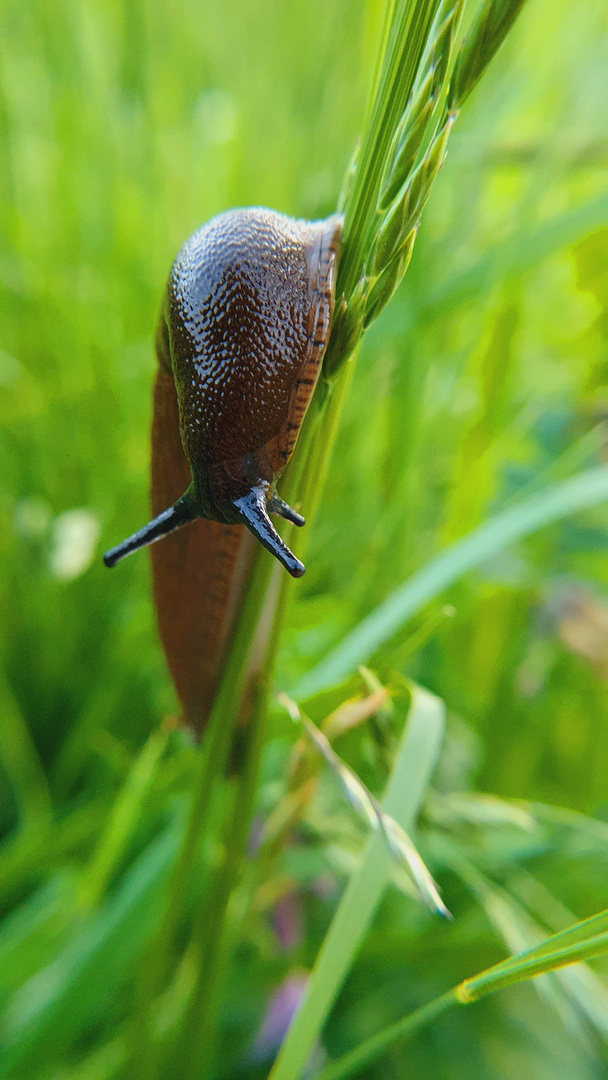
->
[104,207,340,729]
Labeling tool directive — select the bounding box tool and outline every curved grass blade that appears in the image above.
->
[268,684,445,1080]
[279,693,448,916]
[0,667,51,830]
[315,909,608,1080]
[425,192,608,316]
[292,463,608,699]
[79,728,170,911]
[0,821,180,1079]
[452,859,608,1040]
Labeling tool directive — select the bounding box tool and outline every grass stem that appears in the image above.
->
[129,549,275,1078]
[315,990,459,1080]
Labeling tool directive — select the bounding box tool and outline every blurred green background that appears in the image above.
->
[1,0,608,1077]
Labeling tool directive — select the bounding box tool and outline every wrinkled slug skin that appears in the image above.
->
[145,209,341,733]
[149,346,255,735]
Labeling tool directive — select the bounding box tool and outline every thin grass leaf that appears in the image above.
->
[425,191,608,316]
[280,696,378,828]
[292,463,608,699]
[315,910,608,1080]
[454,862,597,1040]
[322,688,389,740]
[269,684,445,1080]
[379,814,449,917]
[0,667,51,829]
[510,867,608,1038]
[0,875,77,1001]
[315,992,460,1080]
[279,693,448,915]
[427,792,537,831]
[0,820,179,1078]
[524,803,608,851]
[458,919,608,1002]
[79,727,170,910]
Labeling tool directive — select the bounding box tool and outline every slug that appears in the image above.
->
[104,207,341,730]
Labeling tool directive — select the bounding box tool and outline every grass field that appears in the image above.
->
[1,1,608,1078]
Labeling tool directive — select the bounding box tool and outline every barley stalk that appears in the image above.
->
[327,0,529,373]
[448,0,528,112]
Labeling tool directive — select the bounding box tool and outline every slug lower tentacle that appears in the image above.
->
[104,206,341,731]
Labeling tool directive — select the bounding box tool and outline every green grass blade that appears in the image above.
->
[292,463,608,699]
[451,858,608,1037]
[128,549,276,1079]
[0,804,102,910]
[268,684,445,1080]
[315,990,459,1080]
[316,910,608,1080]
[284,697,448,915]
[459,909,608,1001]
[79,727,170,910]
[0,876,76,1002]
[170,682,271,1080]
[425,192,608,315]
[461,931,608,999]
[0,667,51,829]
[0,820,179,1078]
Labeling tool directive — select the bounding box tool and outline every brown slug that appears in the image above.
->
[103,207,341,729]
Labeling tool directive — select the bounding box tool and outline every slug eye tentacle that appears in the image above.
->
[233,486,305,578]
[103,493,195,568]
[267,495,305,527]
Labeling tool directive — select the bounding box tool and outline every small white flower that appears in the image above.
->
[50,510,101,581]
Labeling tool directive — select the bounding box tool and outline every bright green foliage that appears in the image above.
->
[315,908,608,1080]
[1,1,608,1079]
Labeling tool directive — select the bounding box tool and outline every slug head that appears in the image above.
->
[104,207,340,576]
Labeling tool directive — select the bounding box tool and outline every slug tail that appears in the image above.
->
[150,367,256,734]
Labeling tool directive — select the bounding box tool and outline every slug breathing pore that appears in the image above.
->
[104,207,341,731]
